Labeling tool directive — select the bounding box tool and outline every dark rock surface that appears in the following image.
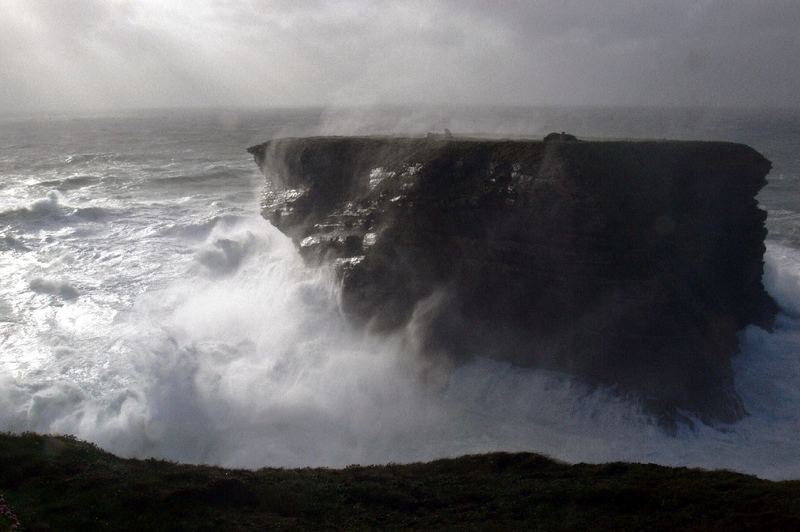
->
[248,135,778,424]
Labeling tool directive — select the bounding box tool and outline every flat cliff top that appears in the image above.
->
[248,134,767,152]
[248,135,771,187]
[249,134,754,145]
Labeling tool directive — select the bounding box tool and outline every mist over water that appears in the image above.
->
[2,108,800,479]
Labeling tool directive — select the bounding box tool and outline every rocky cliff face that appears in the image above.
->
[248,135,777,424]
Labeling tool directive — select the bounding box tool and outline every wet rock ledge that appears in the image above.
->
[248,135,778,424]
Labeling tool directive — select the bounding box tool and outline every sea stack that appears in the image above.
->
[248,135,778,424]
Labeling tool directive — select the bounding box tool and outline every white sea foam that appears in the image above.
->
[0,190,115,226]
[28,190,67,215]
[764,243,800,317]
[2,214,800,478]
[1,109,799,479]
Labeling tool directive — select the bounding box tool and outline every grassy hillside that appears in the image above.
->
[1,432,799,530]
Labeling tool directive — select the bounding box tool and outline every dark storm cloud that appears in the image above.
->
[0,0,798,113]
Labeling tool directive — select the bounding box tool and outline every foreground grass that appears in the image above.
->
[2,433,800,530]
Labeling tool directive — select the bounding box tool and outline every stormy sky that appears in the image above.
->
[1,0,798,113]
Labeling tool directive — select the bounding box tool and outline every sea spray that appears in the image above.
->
[1,108,800,479]
[1,212,799,477]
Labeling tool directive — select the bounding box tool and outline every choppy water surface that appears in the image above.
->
[1,107,800,478]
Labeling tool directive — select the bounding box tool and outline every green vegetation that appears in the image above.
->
[0,493,21,531]
[2,432,800,530]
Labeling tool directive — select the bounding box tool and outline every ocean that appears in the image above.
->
[1,106,799,479]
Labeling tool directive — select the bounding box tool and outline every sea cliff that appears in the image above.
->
[248,135,777,424]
